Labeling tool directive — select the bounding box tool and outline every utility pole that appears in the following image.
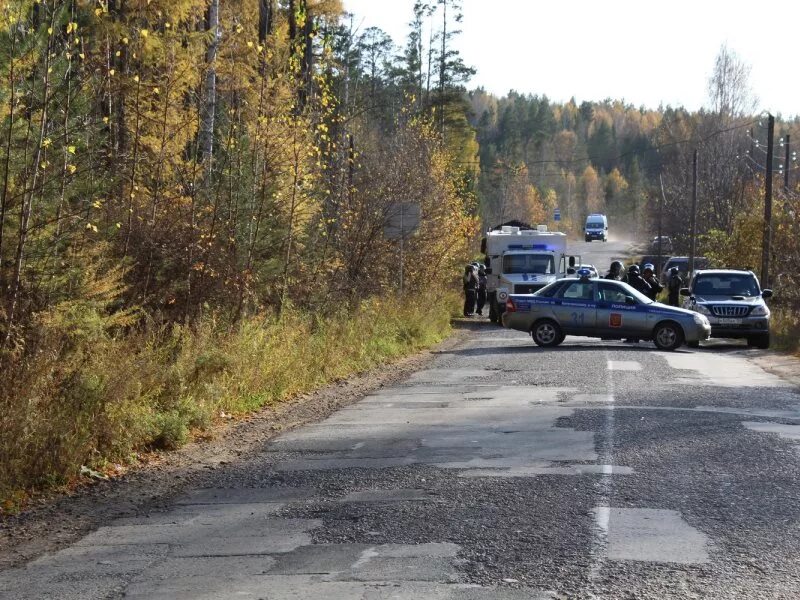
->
[689,149,698,276]
[658,174,667,275]
[399,202,405,295]
[761,114,775,288]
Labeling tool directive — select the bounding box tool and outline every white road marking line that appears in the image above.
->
[589,350,618,598]
[595,505,611,535]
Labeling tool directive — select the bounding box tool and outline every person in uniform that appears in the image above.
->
[642,263,664,301]
[476,265,488,316]
[463,265,477,317]
[624,264,650,344]
[667,267,683,307]
[605,260,625,281]
[626,264,652,296]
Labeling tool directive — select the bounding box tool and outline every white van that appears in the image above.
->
[584,214,608,242]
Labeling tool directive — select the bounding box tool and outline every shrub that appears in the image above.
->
[0,291,456,505]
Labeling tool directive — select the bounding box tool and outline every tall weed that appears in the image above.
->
[0,292,456,505]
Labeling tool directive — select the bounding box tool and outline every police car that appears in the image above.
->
[502,269,711,351]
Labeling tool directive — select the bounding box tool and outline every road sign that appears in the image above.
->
[384,202,421,240]
[554,208,561,222]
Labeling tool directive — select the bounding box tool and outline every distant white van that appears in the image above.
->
[584,214,608,242]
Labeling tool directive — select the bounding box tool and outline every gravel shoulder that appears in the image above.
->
[0,327,468,571]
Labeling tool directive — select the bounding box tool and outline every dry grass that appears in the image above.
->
[0,293,458,508]
[770,308,800,354]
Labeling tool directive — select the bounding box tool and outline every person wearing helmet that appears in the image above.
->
[627,264,652,296]
[605,260,625,281]
[667,266,683,307]
[463,265,478,317]
[642,263,663,301]
[476,265,488,316]
[622,264,650,344]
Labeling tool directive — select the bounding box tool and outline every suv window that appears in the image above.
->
[665,257,709,272]
[560,281,595,301]
[693,274,759,297]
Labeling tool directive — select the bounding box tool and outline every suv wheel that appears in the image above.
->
[531,320,564,348]
[653,322,684,351]
[747,334,770,349]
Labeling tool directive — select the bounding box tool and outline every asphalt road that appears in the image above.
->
[3,239,800,599]
[569,237,635,276]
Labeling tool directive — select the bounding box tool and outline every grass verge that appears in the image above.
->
[770,308,800,354]
[0,293,458,510]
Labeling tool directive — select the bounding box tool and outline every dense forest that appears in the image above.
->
[0,0,480,502]
[1,0,799,502]
[470,81,800,248]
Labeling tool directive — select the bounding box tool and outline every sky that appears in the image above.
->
[342,0,799,116]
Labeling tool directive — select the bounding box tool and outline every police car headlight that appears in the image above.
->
[694,304,711,316]
[693,314,710,326]
[751,305,770,317]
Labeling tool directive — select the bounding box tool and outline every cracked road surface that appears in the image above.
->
[3,245,800,599]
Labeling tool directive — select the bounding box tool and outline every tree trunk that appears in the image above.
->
[258,0,274,42]
[0,29,17,265]
[300,3,314,110]
[5,7,55,344]
[199,0,220,168]
[439,0,447,135]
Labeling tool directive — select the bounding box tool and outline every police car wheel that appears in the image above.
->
[653,322,684,351]
[531,320,563,348]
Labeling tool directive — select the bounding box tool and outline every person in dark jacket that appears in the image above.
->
[667,267,683,307]
[463,265,478,317]
[642,263,663,301]
[624,264,650,343]
[605,260,625,281]
[627,264,652,296]
[476,265,488,316]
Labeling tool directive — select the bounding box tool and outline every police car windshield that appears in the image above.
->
[693,274,759,297]
[503,254,555,274]
[586,223,604,229]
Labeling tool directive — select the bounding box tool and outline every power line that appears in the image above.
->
[516,119,759,168]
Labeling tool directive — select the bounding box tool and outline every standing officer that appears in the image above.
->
[642,263,663,301]
[463,265,477,317]
[623,264,651,344]
[627,264,652,296]
[605,260,625,281]
[667,267,683,307]
[476,265,488,316]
